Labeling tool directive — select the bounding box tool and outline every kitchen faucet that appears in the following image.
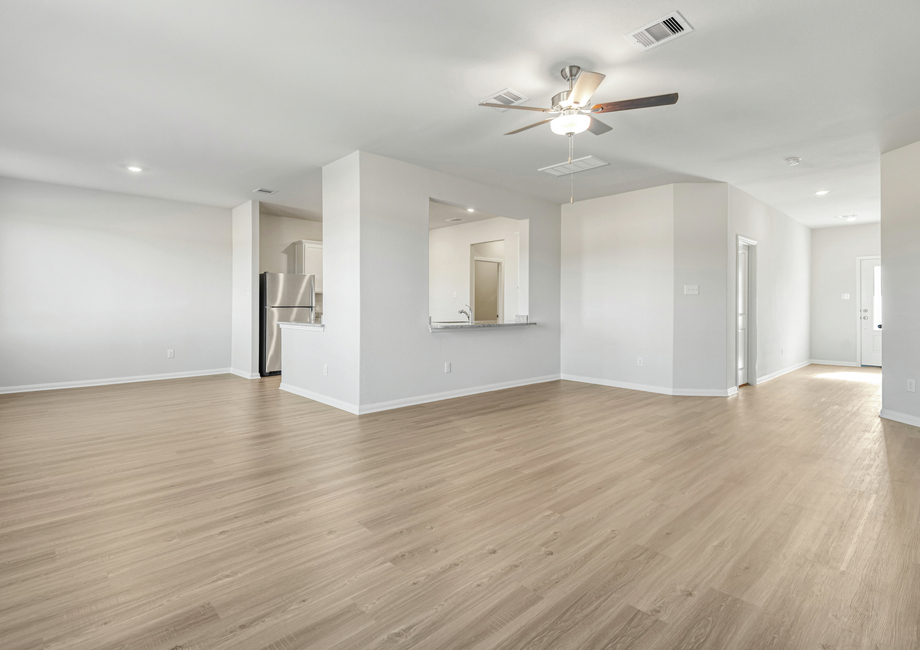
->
[458,305,471,324]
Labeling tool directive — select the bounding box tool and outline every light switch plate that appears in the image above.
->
[684,285,699,295]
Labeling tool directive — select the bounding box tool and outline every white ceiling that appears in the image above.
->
[3,0,920,228]
[429,200,509,230]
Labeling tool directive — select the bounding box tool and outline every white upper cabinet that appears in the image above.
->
[292,240,323,293]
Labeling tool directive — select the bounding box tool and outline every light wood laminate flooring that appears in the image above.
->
[1,365,917,650]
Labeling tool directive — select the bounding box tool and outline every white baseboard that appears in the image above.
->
[279,382,360,415]
[810,359,860,367]
[230,369,261,379]
[0,368,232,395]
[560,374,735,397]
[755,360,811,385]
[879,409,920,428]
[358,374,561,415]
[280,374,561,416]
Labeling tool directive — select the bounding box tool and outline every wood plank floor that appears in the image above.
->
[1,365,917,649]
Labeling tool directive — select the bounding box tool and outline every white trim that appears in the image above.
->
[358,374,561,414]
[281,374,561,415]
[755,360,811,385]
[880,409,920,429]
[809,359,860,367]
[230,369,261,379]
[855,255,881,367]
[279,382,360,415]
[0,368,232,395]
[673,387,738,397]
[561,374,736,397]
[561,374,672,395]
[738,235,758,246]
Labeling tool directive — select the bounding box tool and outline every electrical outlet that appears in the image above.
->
[444,362,451,373]
[453,291,457,299]
[684,285,699,295]
[166,349,175,359]
[323,364,328,376]
[908,379,916,393]
[637,357,643,367]
[781,347,785,356]
[842,293,850,300]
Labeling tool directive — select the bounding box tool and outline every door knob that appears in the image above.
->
[862,316,869,320]
[878,324,883,329]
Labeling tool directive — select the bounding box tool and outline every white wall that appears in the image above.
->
[259,214,322,273]
[561,185,676,392]
[282,151,561,413]
[428,217,523,323]
[561,182,809,396]
[728,187,811,385]
[280,153,362,410]
[230,201,259,378]
[880,141,920,426]
[673,184,730,393]
[810,223,880,365]
[0,176,231,391]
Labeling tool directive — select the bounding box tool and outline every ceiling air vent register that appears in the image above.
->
[480,88,529,112]
[539,156,609,177]
[625,12,693,50]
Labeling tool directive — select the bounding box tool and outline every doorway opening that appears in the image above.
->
[737,237,757,387]
[472,258,503,324]
[858,256,882,367]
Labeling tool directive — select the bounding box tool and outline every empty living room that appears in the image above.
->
[2,1,920,649]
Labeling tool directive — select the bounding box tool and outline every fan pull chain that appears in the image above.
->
[569,134,575,204]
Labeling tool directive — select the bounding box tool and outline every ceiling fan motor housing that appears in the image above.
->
[551,90,571,110]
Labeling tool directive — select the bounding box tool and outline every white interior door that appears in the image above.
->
[737,244,750,386]
[860,257,882,367]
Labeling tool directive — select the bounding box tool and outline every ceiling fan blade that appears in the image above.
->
[479,102,552,113]
[591,92,679,114]
[568,71,606,107]
[587,116,612,135]
[505,118,553,135]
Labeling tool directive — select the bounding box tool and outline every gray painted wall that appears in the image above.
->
[880,141,920,425]
[810,223,880,364]
[728,187,812,386]
[0,176,231,390]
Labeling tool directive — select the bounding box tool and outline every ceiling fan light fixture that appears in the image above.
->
[550,111,591,136]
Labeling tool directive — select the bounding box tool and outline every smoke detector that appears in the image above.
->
[785,157,801,166]
[480,88,529,112]
[625,12,693,50]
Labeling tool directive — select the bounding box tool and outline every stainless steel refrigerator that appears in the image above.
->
[260,272,315,376]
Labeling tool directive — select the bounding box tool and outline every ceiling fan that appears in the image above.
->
[479,65,678,136]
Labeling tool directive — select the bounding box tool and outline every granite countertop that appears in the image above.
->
[428,321,536,332]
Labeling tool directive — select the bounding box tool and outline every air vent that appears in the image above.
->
[481,87,529,112]
[253,188,277,194]
[625,12,693,50]
[539,155,609,177]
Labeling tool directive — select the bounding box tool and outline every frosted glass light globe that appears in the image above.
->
[550,112,590,135]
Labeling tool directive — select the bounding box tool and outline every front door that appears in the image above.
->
[860,257,882,367]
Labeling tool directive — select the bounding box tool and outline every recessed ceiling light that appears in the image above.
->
[815,190,829,196]
[447,218,464,222]
[126,166,144,173]
[785,157,801,166]
[836,215,857,221]
[467,208,475,212]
